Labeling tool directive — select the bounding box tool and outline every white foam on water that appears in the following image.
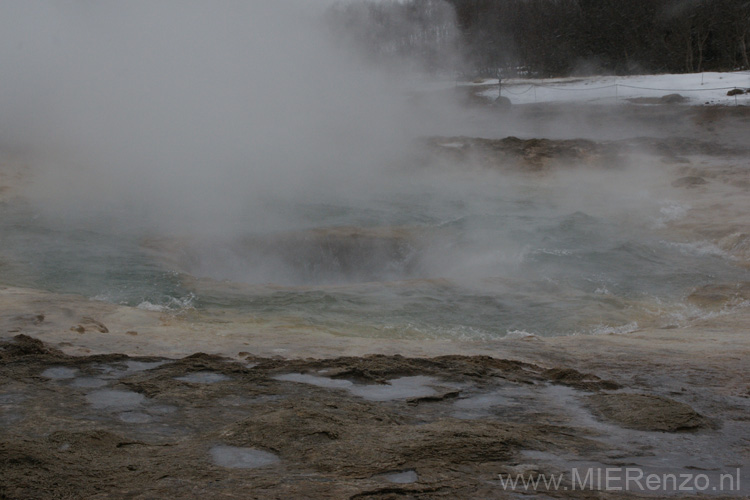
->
[136,294,195,312]
[41,367,77,380]
[86,389,145,410]
[654,202,690,227]
[209,445,280,469]
[383,470,419,484]
[136,301,169,312]
[175,372,231,384]
[663,240,732,259]
[590,321,639,335]
[503,330,536,339]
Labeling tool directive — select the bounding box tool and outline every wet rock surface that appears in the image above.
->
[1,335,746,499]
[585,393,710,432]
[422,132,747,172]
[686,282,750,310]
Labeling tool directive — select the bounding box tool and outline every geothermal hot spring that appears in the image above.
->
[3,158,748,341]
[0,2,748,343]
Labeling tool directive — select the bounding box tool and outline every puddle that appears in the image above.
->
[274,373,354,390]
[515,386,750,496]
[273,373,439,401]
[70,377,109,388]
[86,389,146,410]
[209,445,280,469]
[118,411,153,424]
[383,469,419,484]
[451,385,533,420]
[41,367,77,380]
[0,393,27,404]
[146,405,177,415]
[349,376,437,401]
[91,361,167,380]
[455,393,510,409]
[175,372,231,384]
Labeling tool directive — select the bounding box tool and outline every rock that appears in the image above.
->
[542,367,620,391]
[424,135,623,171]
[671,176,707,188]
[586,393,709,432]
[686,282,750,310]
[660,93,687,104]
[493,95,512,110]
[70,317,109,333]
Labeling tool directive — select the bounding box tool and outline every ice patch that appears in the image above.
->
[86,389,145,410]
[273,373,439,401]
[209,445,280,469]
[41,367,77,380]
[383,470,419,484]
[175,372,230,384]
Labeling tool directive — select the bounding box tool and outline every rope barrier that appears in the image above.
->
[533,83,617,91]
[496,82,747,93]
[500,84,535,95]
[617,84,741,92]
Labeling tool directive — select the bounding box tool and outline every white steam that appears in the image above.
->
[0,1,413,233]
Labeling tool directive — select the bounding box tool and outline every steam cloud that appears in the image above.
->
[0,1,414,234]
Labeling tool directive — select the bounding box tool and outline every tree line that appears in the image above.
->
[327,0,750,77]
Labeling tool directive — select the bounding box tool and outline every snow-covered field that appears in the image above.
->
[470,71,750,106]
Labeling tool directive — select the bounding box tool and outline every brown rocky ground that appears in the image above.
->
[2,334,741,500]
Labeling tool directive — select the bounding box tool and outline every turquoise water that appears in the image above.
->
[1,172,747,339]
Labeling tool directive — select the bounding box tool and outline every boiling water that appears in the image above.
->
[2,165,747,341]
